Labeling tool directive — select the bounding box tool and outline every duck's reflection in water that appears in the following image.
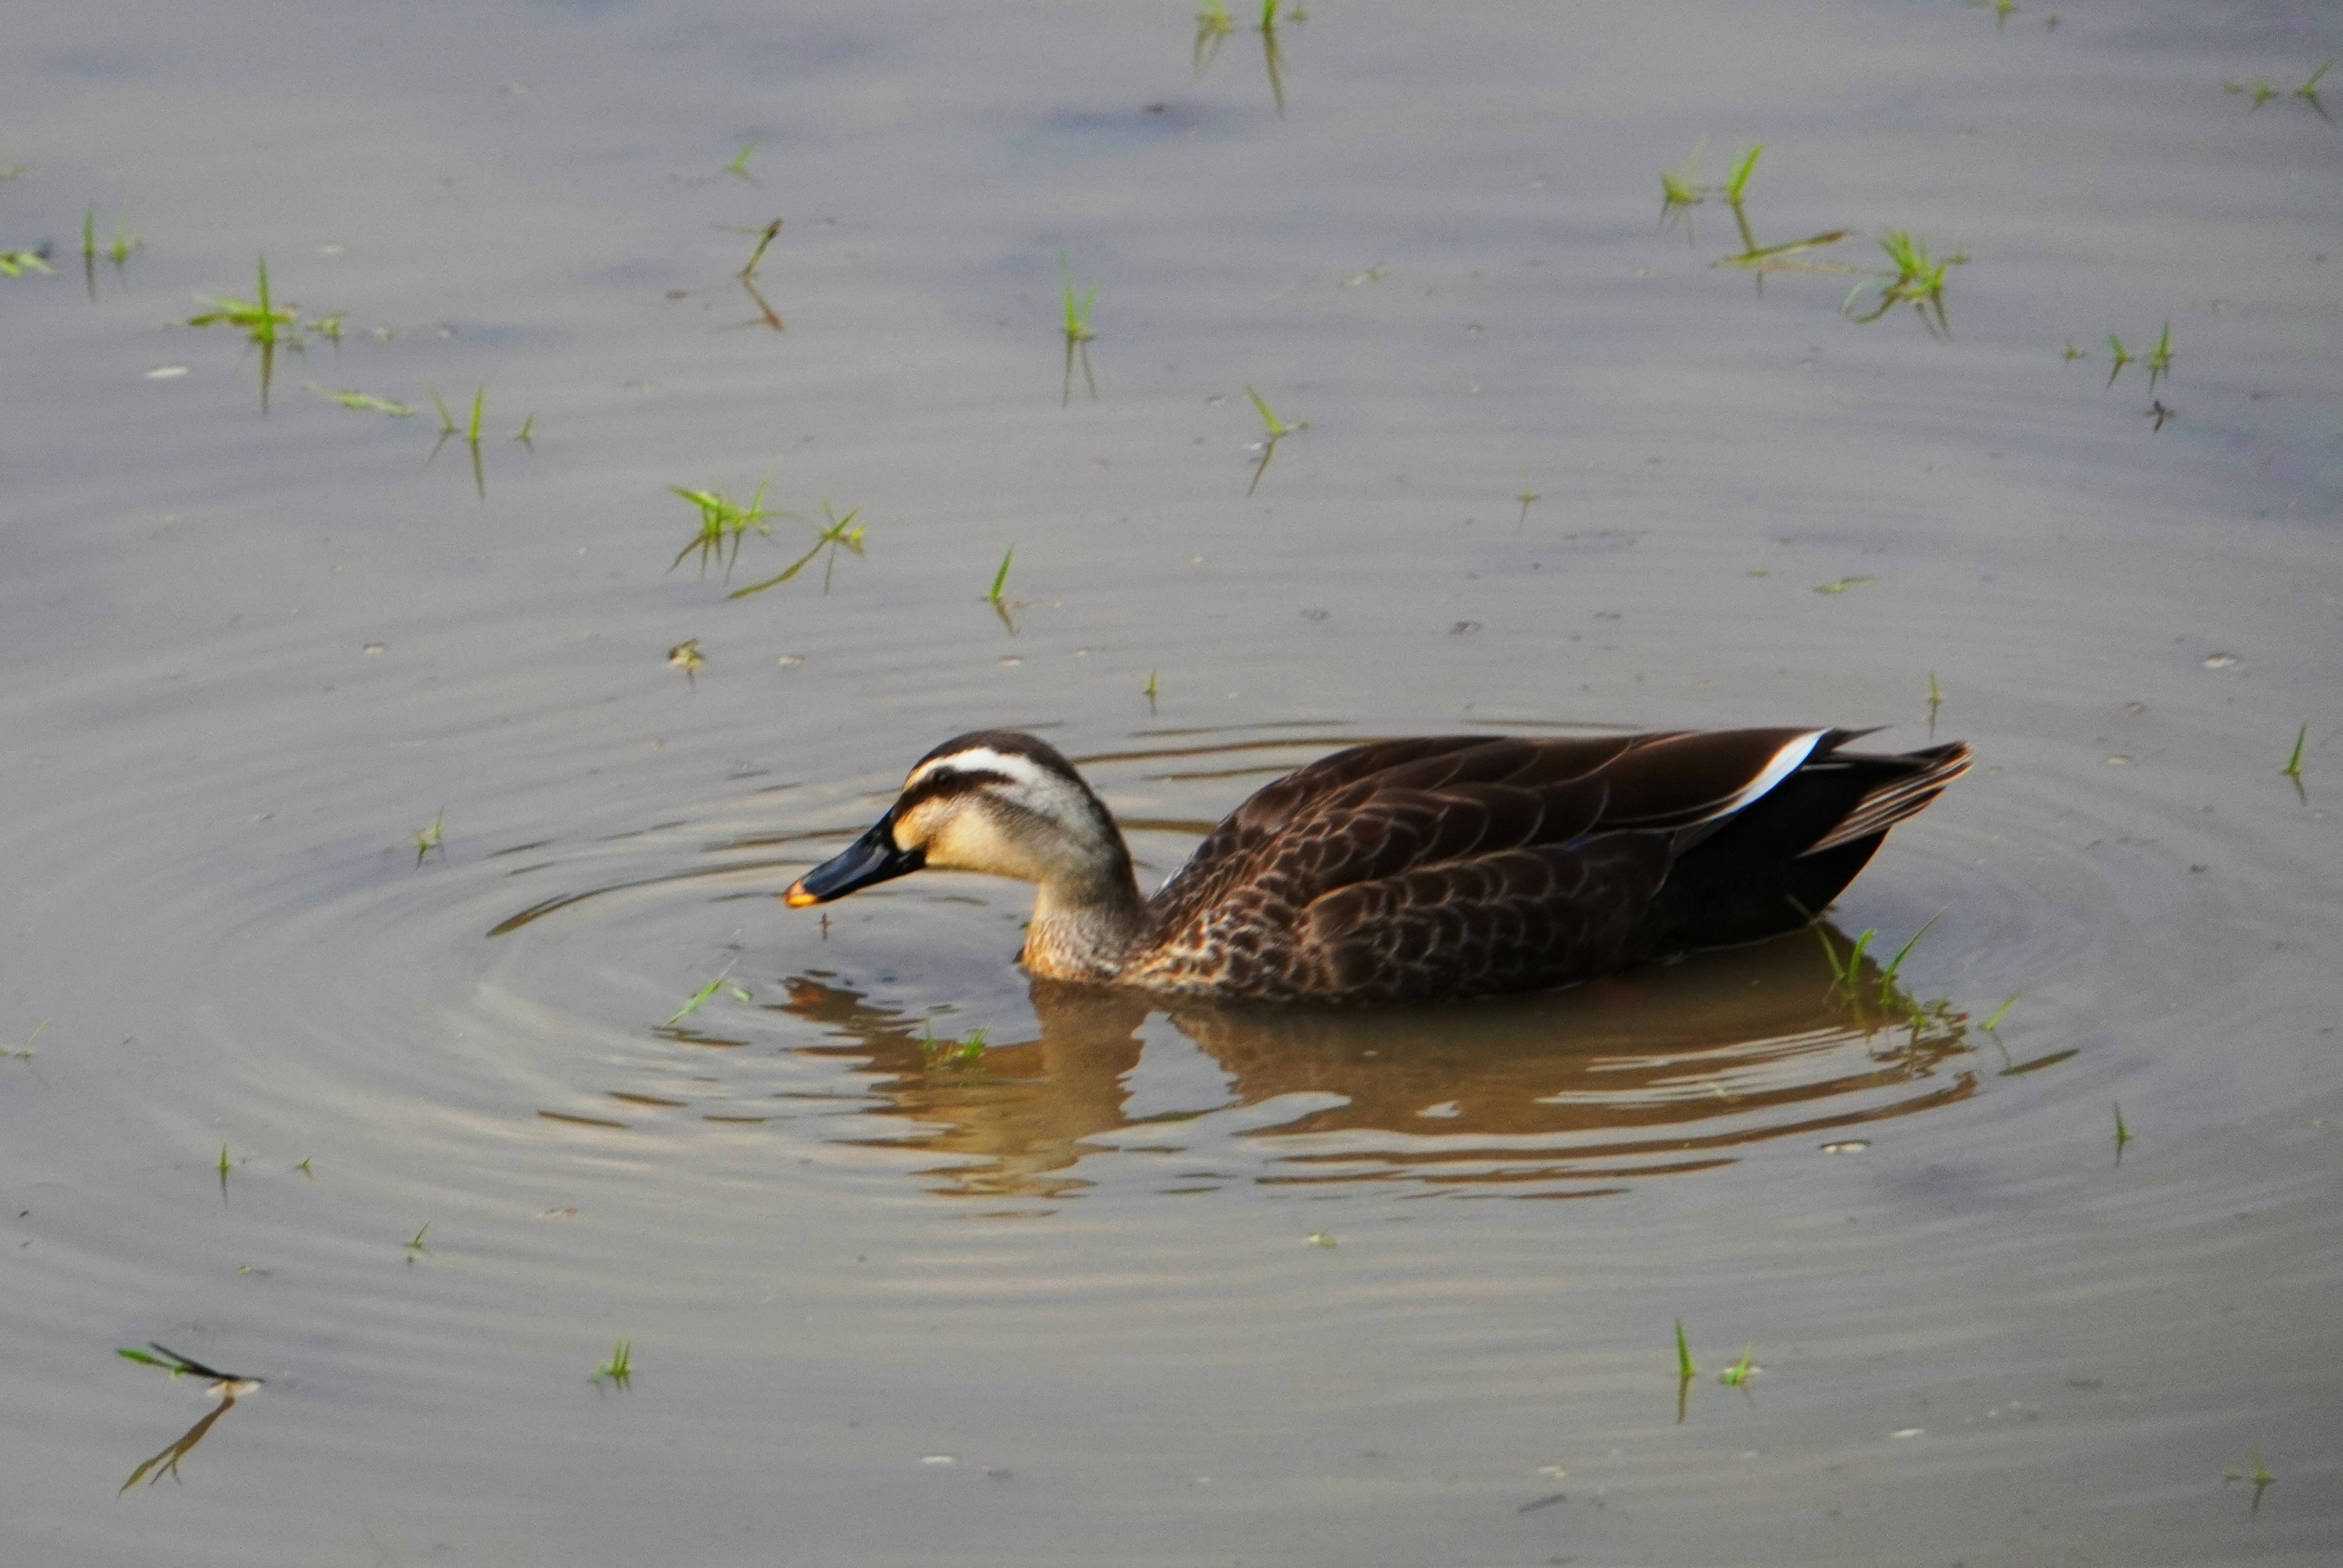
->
[781,927,1976,1201]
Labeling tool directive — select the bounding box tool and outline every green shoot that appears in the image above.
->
[2105,333,2132,387]
[2224,77,2276,107]
[1721,143,1762,205]
[412,808,446,867]
[1194,0,1233,74]
[1876,909,1945,1002]
[295,1157,312,1176]
[2282,722,2308,796]
[664,963,749,1027]
[726,503,866,599]
[0,248,55,278]
[1842,229,1965,334]
[724,139,758,181]
[1926,669,1944,732]
[515,413,535,446]
[2112,1102,2131,1161]
[427,385,460,437]
[736,217,782,279]
[405,1222,430,1253]
[668,639,705,684]
[2145,322,2173,389]
[921,1023,989,1066]
[1812,575,1875,594]
[2222,1453,2276,1513]
[2297,59,2333,110]
[1059,252,1096,343]
[1717,1343,1756,1386]
[217,1144,231,1182]
[467,385,484,445]
[1659,140,1706,212]
[592,1338,634,1387]
[189,254,298,345]
[987,547,1014,605]
[2,1018,49,1061]
[107,220,141,268]
[312,387,414,417]
[2062,339,2085,362]
[1516,482,1539,525]
[1818,925,1876,999]
[1059,251,1098,405]
[1144,669,1159,711]
[671,480,783,578]
[1674,1318,1696,1379]
[1982,991,2020,1032]
[1243,386,1301,497]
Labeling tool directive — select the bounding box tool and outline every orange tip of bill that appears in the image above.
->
[783,883,818,908]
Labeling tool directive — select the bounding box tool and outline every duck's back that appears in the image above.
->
[1126,729,1965,1001]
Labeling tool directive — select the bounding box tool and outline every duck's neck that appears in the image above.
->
[1021,861,1149,982]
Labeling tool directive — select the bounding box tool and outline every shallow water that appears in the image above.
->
[4,1,2339,1562]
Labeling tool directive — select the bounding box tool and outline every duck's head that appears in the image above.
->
[785,730,1135,908]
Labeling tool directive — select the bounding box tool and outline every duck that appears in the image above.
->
[784,727,1971,1003]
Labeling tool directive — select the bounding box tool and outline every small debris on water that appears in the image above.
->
[145,365,189,379]
[776,653,806,666]
[1305,1231,1337,1247]
[1417,1101,1462,1118]
[2203,652,2238,668]
[1891,1427,1923,1439]
[1820,1139,1870,1154]
[2104,755,2132,766]
[922,1455,957,1466]
[362,642,387,655]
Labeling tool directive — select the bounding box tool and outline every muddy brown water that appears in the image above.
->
[4,2,2339,1563]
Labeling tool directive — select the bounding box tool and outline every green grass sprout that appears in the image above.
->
[664,962,750,1027]
[1144,669,1159,711]
[1818,925,1876,1000]
[920,1022,989,1066]
[1674,1318,1696,1379]
[1717,1343,1757,1386]
[412,808,446,867]
[0,247,54,278]
[2112,1102,2132,1163]
[1721,143,1762,204]
[1812,575,1876,594]
[724,139,758,183]
[2105,333,2132,386]
[515,412,535,446]
[668,638,705,684]
[2298,59,2334,117]
[987,547,1014,605]
[2223,1453,2276,1513]
[2146,322,2173,389]
[2282,722,2308,798]
[405,1222,430,1254]
[1194,0,1233,73]
[1876,909,1945,1003]
[2,1018,49,1062]
[1659,140,1706,217]
[671,480,782,578]
[726,503,867,599]
[1516,481,1539,525]
[1060,251,1098,405]
[1843,229,1965,334]
[189,254,312,409]
[1926,669,1945,733]
[1243,384,1304,496]
[1982,991,2020,1032]
[592,1339,634,1388]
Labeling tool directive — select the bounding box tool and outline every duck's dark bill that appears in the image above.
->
[785,819,925,906]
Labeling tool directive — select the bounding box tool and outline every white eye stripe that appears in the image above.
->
[906,748,1054,793]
